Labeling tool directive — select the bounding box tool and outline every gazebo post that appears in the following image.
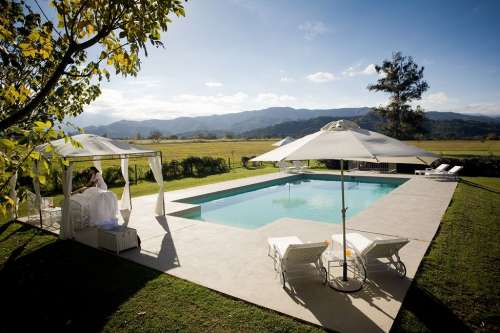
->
[160,151,166,215]
[34,160,43,228]
[128,157,133,211]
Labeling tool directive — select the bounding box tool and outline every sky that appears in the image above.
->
[37,0,500,125]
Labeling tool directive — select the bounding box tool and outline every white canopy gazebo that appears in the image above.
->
[272,136,295,147]
[251,120,438,291]
[33,134,165,239]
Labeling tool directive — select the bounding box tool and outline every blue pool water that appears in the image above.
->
[181,175,405,229]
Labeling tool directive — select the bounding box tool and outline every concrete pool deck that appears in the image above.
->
[121,171,456,333]
[24,171,457,332]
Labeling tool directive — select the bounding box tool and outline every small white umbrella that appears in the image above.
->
[252,120,437,291]
[272,136,295,147]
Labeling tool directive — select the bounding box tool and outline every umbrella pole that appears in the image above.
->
[329,159,362,292]
[341,159,348,281]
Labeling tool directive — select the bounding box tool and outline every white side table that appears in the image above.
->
[98,226,139,254]
[322,248,363,281]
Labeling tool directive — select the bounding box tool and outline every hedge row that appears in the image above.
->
[429,157,500,177]
[18,156,230,195]
[319,157,500,177]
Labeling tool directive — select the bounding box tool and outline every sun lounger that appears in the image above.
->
[292,160,308,173]
[332,233,409,280]
[277,160,294,173]
[267,236,328,287]
[425,163,450,174]
[425,165,462,180]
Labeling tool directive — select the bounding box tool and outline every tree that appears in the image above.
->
[149,130,162,143]
[368,52,429,139]
[0,0,185,215]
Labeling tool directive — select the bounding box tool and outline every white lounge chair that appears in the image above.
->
[424,163,450,174]
[332,233,409,281]
[292,160,308,173]
[277,160,294,173]
[267,236,328,287]
[425,165,463,180]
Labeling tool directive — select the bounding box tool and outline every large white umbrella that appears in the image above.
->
[272,136,295,147]
[251,120,437,290]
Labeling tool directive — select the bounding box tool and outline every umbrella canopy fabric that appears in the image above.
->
[252,120,437,165]
[272,136,295,147]
[39,134,155,158]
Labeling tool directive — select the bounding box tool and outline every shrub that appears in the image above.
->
[102,167,125,187]
[241,156,252,168]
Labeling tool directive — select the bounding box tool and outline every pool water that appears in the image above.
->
[181,175,405,229]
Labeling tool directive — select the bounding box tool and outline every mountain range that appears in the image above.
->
[242,112,500,139]
[83,107,500,139]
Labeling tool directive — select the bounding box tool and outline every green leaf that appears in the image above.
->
[38,175,46,185]
[0,138,15,149]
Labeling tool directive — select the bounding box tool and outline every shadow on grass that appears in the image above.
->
[395,285,472,333]
[0,237,162,332]
[459,179,500,195]
[0,220,14,235]
[0,222,34,243]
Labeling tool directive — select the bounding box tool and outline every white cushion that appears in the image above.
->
[268,236,302,257]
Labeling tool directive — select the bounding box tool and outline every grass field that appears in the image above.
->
[2,176,498,332]
[406,140,500,157]
[69,139,499,173]
[134,139,500,161]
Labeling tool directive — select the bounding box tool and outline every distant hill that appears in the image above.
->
[83,106,500,139]
[241,111,500,139]
[84,107,372,138]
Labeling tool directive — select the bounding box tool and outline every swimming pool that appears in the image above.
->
[180,175,406,229]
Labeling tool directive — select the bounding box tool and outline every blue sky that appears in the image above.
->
[40,0,500,125]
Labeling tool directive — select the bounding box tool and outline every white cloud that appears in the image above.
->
[342,64,377,77]
[280,77,295,83]
[255,93,296,105]
[173,92,248,104]
[80,89,304,125]
[418,91,460,111]
[455,103,500,115]
[126,78,162,89]
[83,89,250,121]
[298,21,329,40]
[422,92,449,107]
[205,81,223,88]
[306,71,336,83]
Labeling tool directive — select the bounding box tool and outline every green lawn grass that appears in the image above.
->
[2,173,499,331]
[406,140,500,157]
[392,177,500,332]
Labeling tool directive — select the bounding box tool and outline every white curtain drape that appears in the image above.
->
[60,163,74,239]
[120,157,131,210]
[93,157,102,173]
[148,156,164,215]
[8,171,18,221]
